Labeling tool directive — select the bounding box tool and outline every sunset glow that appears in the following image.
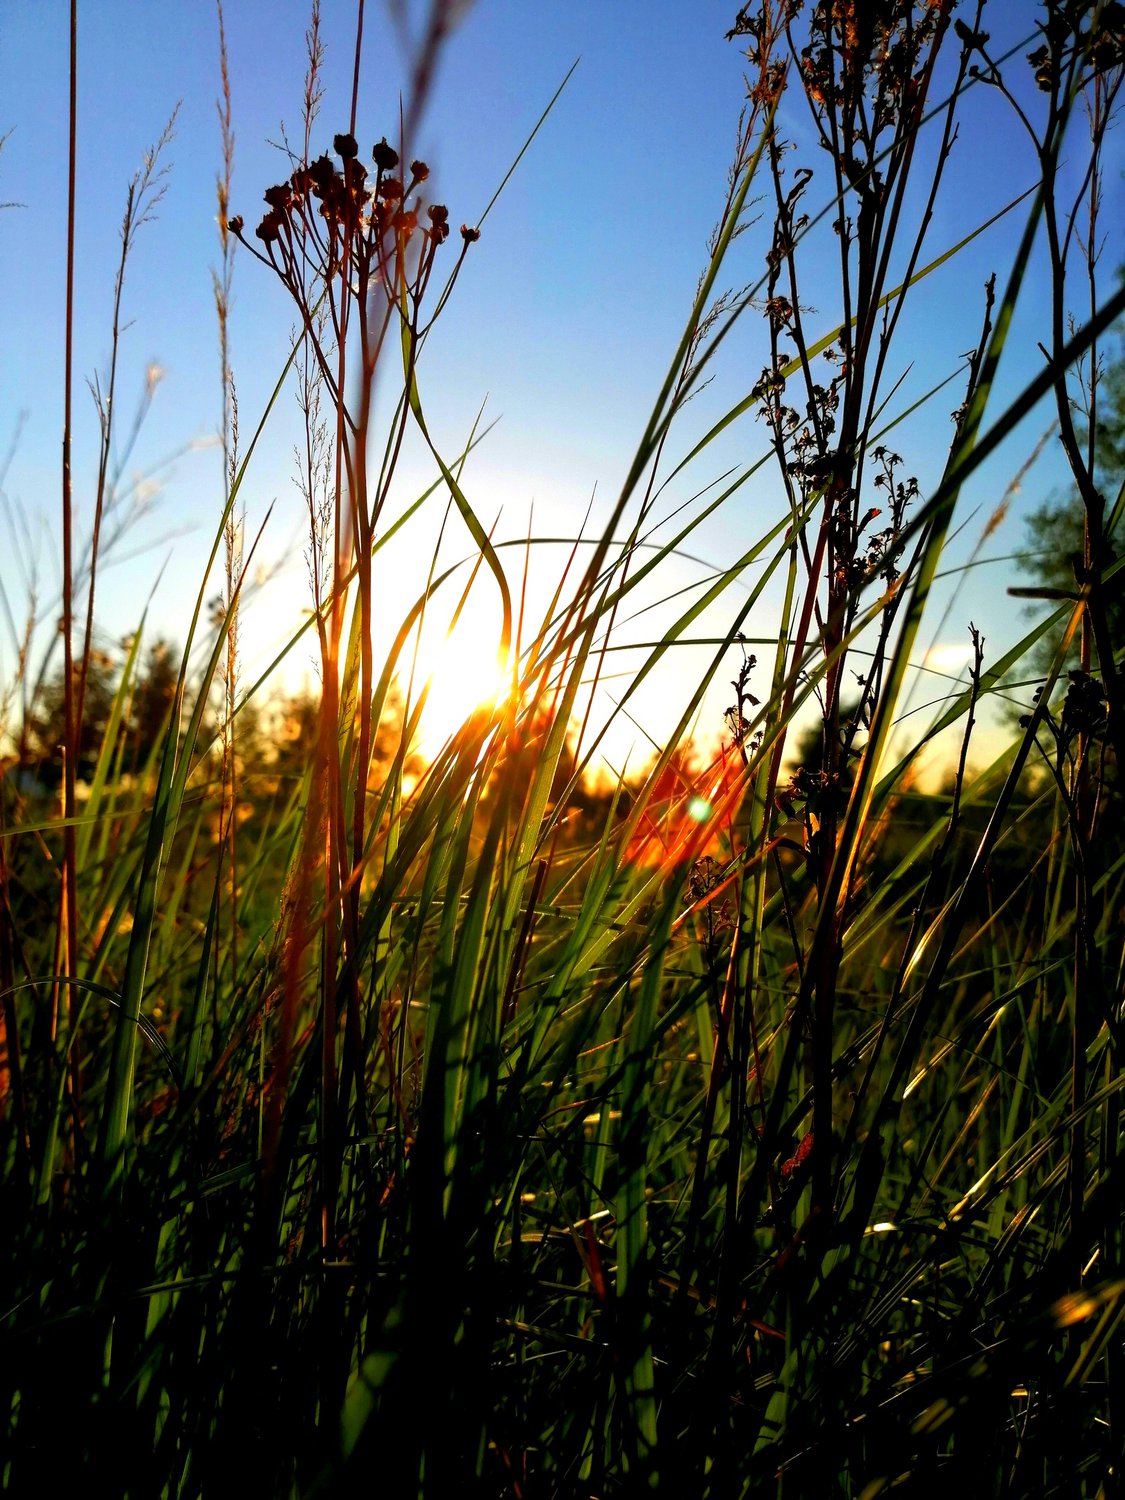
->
[408,617,512,761]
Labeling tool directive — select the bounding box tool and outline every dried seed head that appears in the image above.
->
[410,159,430,182]
[310,153,336,195]
[344,158,368,195]
[460,224,480,243]
[334,131,358,159]
[372,137,399,172]
[428,203,450,244]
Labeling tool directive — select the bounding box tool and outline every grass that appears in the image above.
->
[3,1,1125,1495]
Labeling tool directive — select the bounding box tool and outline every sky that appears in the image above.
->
[1,1,1122,777]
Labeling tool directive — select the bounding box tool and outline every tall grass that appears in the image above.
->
[3,1,1125,1495]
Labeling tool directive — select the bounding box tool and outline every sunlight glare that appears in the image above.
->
[410,616,512,761]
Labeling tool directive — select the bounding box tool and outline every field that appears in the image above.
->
[3,2,1125,1495]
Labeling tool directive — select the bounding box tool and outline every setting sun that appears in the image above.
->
[406,614,513,761]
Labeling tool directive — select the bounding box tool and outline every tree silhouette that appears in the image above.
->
[28,638,180,780]
[1017,327,1125,673]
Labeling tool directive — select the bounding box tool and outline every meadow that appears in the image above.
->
[3,1,1125,1495]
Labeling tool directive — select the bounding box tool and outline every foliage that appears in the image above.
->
[28,638,179,777]
[1018,324,1125,669]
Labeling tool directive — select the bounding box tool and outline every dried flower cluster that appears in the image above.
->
[1021,670,1109,756]
[792,0,949,137]
[724,645,763,763]
[1023,0,1125,92]
[230,131,478,378]
[234,133,457,253]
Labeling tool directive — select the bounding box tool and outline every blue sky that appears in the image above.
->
[1,1,1122,773]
